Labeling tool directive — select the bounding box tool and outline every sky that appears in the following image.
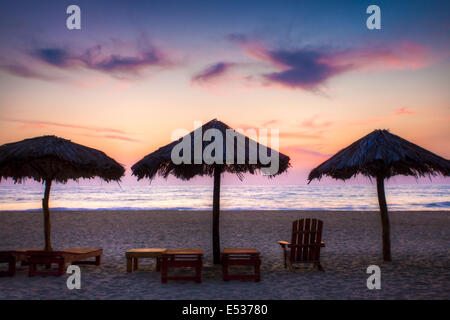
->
[0,0,449,185]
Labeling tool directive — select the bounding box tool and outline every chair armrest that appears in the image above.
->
[277,241,290,248]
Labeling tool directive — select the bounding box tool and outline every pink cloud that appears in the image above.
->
[300,116,333,129]
[394,107,416,115]
[2,118,128,135]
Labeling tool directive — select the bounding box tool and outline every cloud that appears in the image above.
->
[279,131,324,139]
[32,48,71,67]
[79,133,140,143]
[394,107,415,115]
[347,107,417,126]
[225,34,432,91]
[300,116,333,129]
[1,118,141,143]
[262,49,352,90]
[0,37,173,81]
[282,145,331,158]
[261,119,279,127]
[3,118,128,134]
[0,64,56,81]
[79,44,168,74]
[192,62,235,83]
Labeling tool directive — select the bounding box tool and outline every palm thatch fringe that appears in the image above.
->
[132,119,290,181]
[308,129,449,182]
[0,135,125,183]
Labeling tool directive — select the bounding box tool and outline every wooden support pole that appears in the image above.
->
[42,179,53,251]
[212,166,222,264]
[376,175,392,261]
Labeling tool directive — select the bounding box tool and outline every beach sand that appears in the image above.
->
[0,210,448,299]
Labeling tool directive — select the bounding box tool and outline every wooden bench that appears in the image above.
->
[125,248,167,272]
[27,248,103,277]
[0,251,17,277]
[0,248,43,277]
[221,248,261,282]
[161,249,203,283]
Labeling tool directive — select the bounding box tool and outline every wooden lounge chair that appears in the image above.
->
[27,248,103,277]
[278,218,325,272]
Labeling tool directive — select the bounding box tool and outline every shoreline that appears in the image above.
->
[1,209,449,214]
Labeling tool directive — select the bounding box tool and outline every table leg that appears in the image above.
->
[255,259,261,282]
[126,257,132,272]
[95,255,102,266]
[195,258,202,283]
[29,263,36,277]
[8,258,16,277]
[58,262,65,276]
[222,256,229,281]
[161,258,168,284]
[134,258,139,271]
[156,257,161,272]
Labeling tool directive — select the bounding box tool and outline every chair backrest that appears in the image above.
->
[290,218,323,263]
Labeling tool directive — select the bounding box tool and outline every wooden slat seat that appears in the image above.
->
[161,249,204,283]
[125,248,167,272]
[278,218,325,272]
[221,248,261,282]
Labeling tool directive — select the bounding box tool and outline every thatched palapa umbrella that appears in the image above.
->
[0,135,125,251]
[132,119,290,264]
[308,129,450,261]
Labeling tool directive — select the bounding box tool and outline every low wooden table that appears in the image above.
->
[221,248,261,282]
[161,249,203,283]
[125,248,167,272]
[27,248,103,277]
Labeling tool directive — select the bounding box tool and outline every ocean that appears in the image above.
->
[0,183,448,211]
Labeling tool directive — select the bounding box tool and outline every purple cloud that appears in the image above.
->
[192,62,235,83]
[32,48,71,67]
[79,44,167,73]
[262,49,352,90]
[1,38,172,81]
[0,64,56,81]
[225,33,431,91]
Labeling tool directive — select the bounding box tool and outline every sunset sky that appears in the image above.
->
[0,0,449,185]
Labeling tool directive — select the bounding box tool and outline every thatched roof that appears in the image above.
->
[308,129,450,181]
[132,119,290,181]
[0,135,125,183]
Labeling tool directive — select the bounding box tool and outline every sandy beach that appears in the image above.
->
[0,210,449,300]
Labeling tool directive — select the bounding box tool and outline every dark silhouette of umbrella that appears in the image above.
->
[132,119,290,264]
[0,135,125,251]
[308,129,449,261]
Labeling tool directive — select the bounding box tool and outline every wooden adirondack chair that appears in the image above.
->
[278,218,325,272]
